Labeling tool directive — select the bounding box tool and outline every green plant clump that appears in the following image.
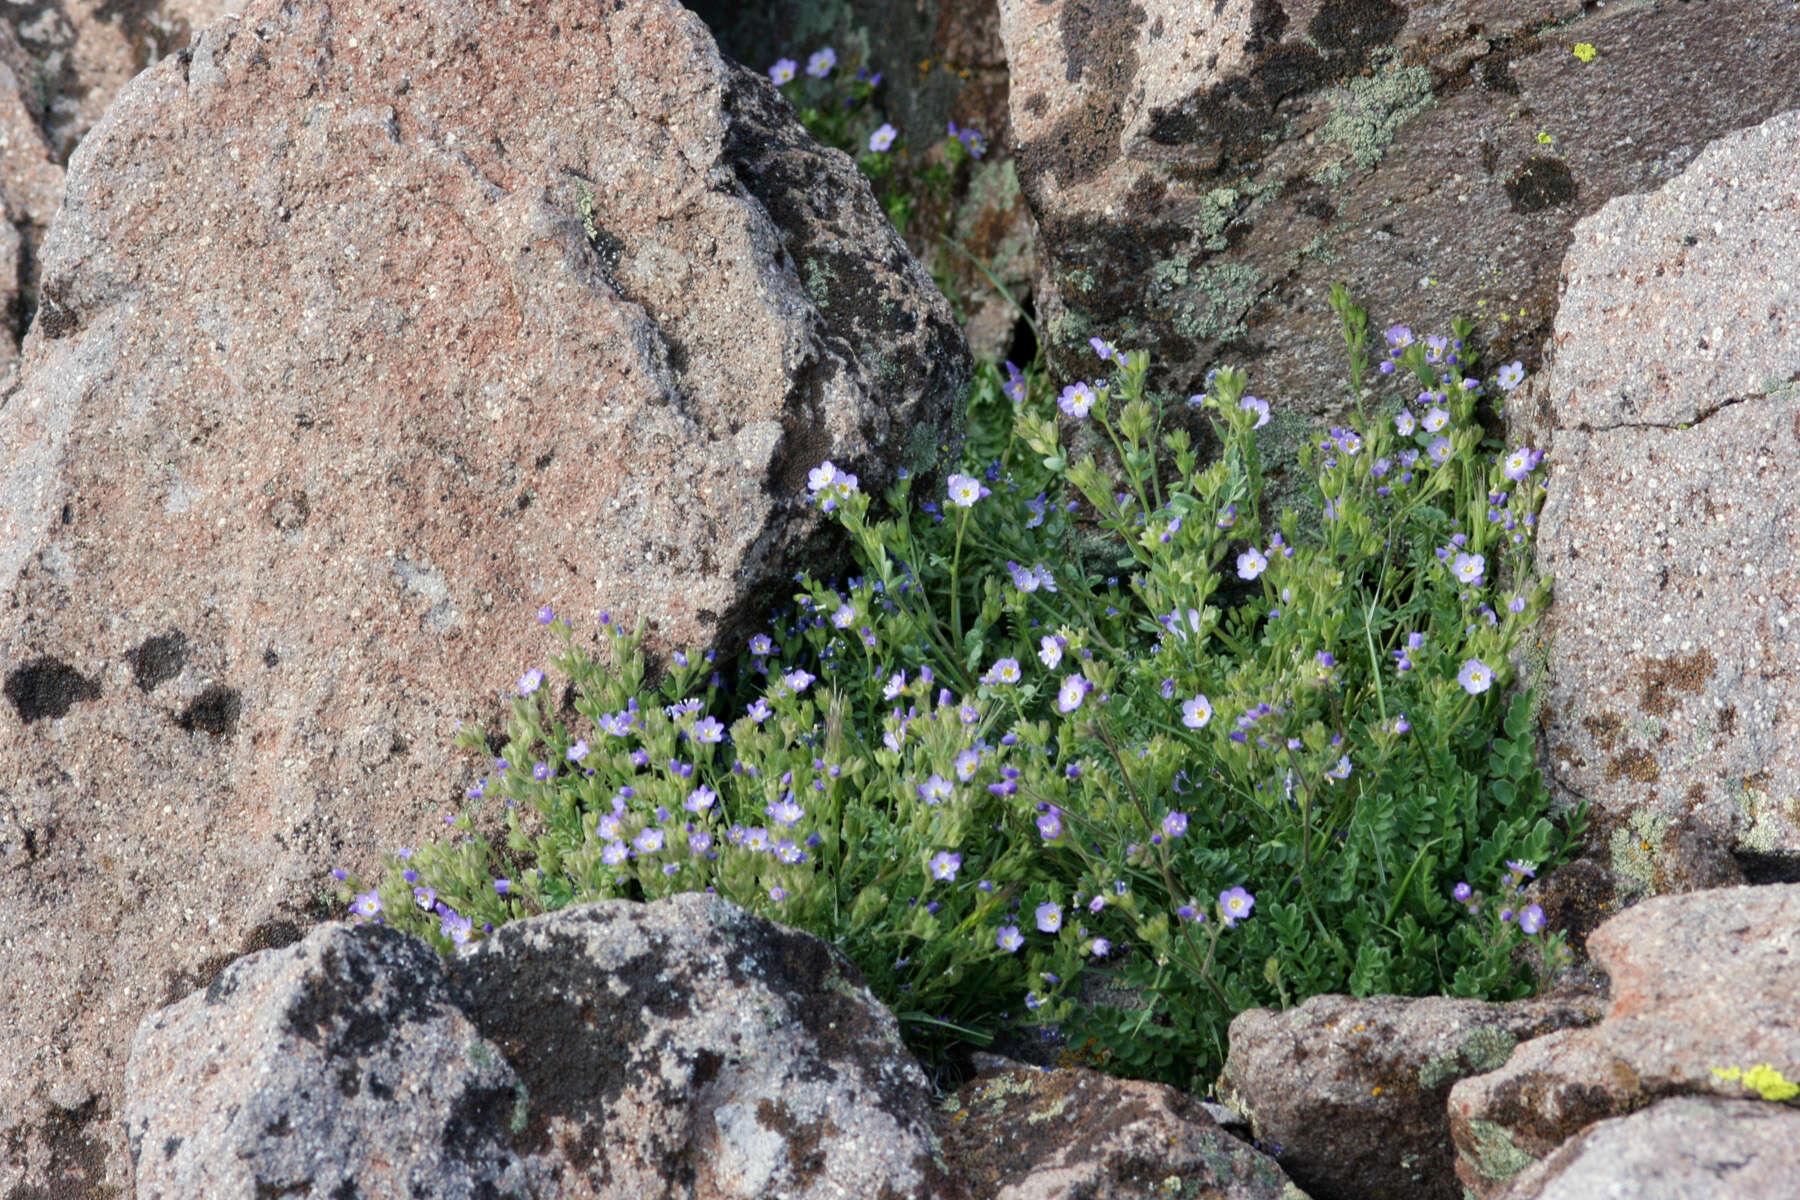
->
[339,284,1580,1089]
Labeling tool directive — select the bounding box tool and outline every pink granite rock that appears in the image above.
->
[939,1061,1304,1200]
[0,0,965,1190]
[1448,884,1800,1198]
[1218,992,1604,1200]
[1518,106,1800,884]
[1492,1096,1800,1200]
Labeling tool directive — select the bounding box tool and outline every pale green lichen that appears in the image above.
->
[1419,1026,1519,1091]
[1462,1118,1536,1182]
[1197,187,1241,249]
[1610,808,1669,901]
[804,256,837,308]
[1163,262,1262,343]
[1024,1092,1073,1125]
[1734,779,1797,854]
[1316,49,1435,175]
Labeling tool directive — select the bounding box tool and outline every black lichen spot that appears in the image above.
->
[756,1097,836,1187]
[284,931,445,1058]
[534,450,554,470]
[16,1095,117,1199]
[163,1136,182,1161]
[60,503,72,525]
[176,684,241,738]
[266,490,310,532]
[264,648,280,667]
[1505,156,1578,214]
[1013,2,1146,189]
[1306,0,1405,52]
[4,656,103,723]
[126,630,189,693]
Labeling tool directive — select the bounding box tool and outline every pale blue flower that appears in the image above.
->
[769,57,797,84]
[928,850,962,881]
[1498,361,1525,390]
[918,773,953,804]
[1236,547,1268,581]
[1181,695,1213,729]
[1219,886,1255,926]
[947,473,989,507]
[868,123,897,153]
[1457,658,1494,694]
[806,47,837,77]
[997,925,1024,952]
[518,668,544,695]
[1239,395,1270,429]
[1035,901,1063,933]
[1058,381,1096,419]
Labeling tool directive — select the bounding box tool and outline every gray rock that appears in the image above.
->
[1523,106,1800,883]
[126,923,532,1198]
[127,894,965,1199]
[1217,992,1604,1200]
[0,0,965,1190]
[1494,1097,1800,1200]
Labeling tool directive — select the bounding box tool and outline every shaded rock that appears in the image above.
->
[1493,1096,1800,1200]
[0,2,237,356]
[5,0,237,161]
[998,0,1800,440]
[0,0,965,1190]
[127,894,962,1199]
[1523,106,1800,882]
[0,17,66,366]
[690,0,1033,360]
[126,922,532,1198]
[939,1062,1305,1200]
[1448,884,1800,1198]
[1217,992,1605,1200]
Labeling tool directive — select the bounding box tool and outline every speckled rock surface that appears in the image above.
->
[0,0,965,1191]
[939,1063,1306,1200]
[1491,1096,1800,1200]
[1217,992,1605,1200]
[127,895,963,1199]
[1448,884,1800,1198]
[1513,105,1800,886]
[689,0,1034,359]
[126,922,532,1198]
[998,0,1800,435]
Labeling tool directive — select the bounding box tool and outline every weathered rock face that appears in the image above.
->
[1448,884,1800,1198]
[1217,992,1605,1200]
[998,0,1800,428]
[1515,105,1800,887]
[1492,1096,1800,1200]
[127,895,965,1199]
[0,1,239,366]
[939,1062,1305,1200]
[688,0,1034,360]
[0,0,966,1190]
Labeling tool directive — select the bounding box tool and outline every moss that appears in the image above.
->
[1315,48,1434,174]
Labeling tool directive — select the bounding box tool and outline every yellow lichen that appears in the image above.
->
[1713,1064,1800,1102]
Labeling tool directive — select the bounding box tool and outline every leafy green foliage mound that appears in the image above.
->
[339,287,1579,1090]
